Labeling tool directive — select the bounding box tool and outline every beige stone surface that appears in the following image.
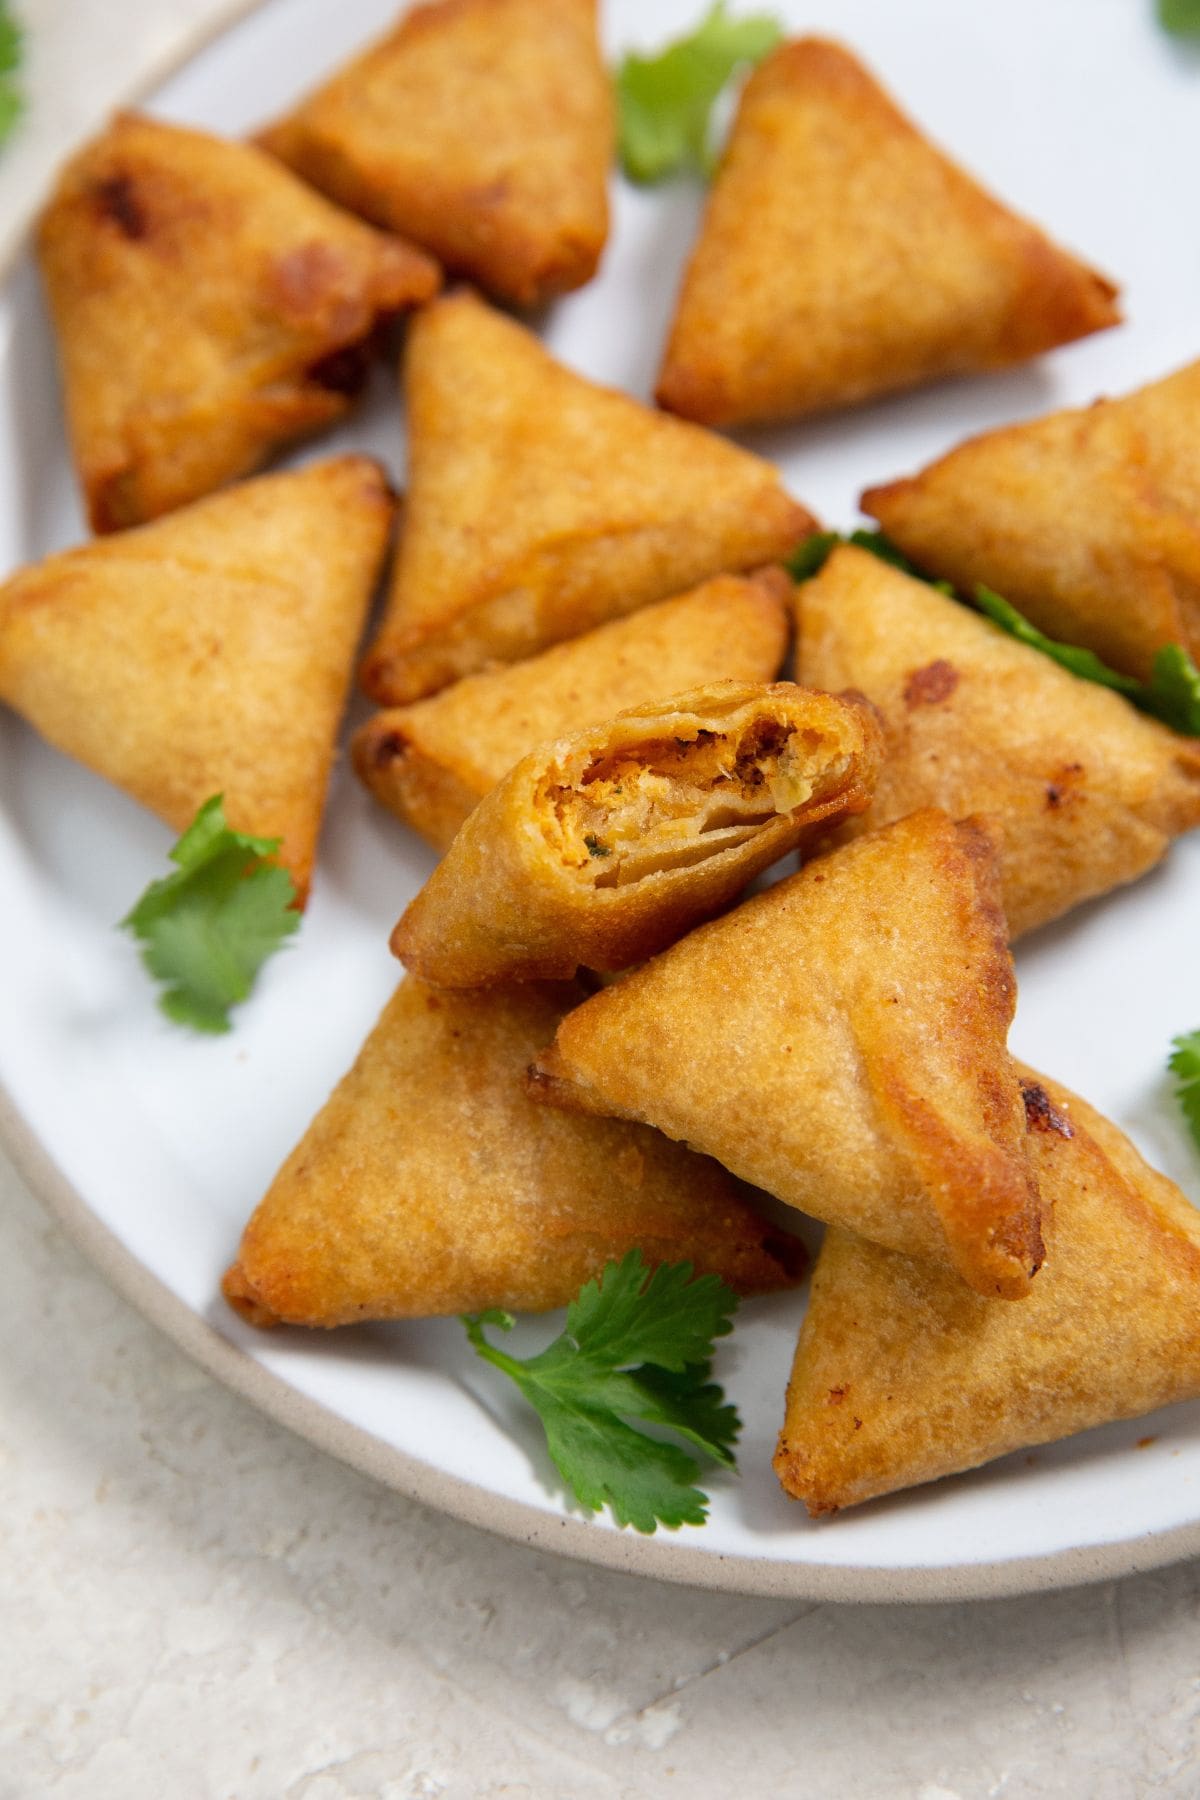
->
[3,6,1200,1795]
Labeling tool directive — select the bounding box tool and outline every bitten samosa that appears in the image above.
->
[775,1069,1200,1513]
[530,810,1044,1300]
[353,568,791,850]
[359,290,813,703]
[37,111,439,530]
[655,39,1119,429]
[222,977,801,1326]
[797,546,1200,938]
[259,0,612,308]
[863,360,1200,682]
[0,457,393,900]
[391,681,882,986]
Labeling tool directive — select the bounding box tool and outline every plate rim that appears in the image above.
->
[5,0,1200,1605]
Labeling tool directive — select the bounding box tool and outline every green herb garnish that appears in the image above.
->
[788,530,1200,736]
[463,1251,741,1532]
[0,3,24,146]
[584,833,611,858]
[1170,1031,1200,1150]
[615,2,783,184]
[122,795,300,1033]
[1158,0,1200,36]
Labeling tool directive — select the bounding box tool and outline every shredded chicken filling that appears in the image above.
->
[542,719,849,889]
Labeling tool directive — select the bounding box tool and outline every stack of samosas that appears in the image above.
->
[6,2,1200,1521]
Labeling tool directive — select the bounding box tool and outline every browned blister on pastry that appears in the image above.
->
[359,290,814,703]
[37,111,439,530]
[775,1069,1200,1514]
[259,0,612,308]
[655,38,1119,429]
[222,976,802,1327]
[530,810,1043,1300]
[863,360,1200,682]
[0,457,393,900]
[353,568,791,850]
[390,680,882,986]
[796,547,1200,937]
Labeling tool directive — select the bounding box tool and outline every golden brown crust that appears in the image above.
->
[863,360,1200,682]
[37,111,439,530]
[774,1068,1200,1514]
[0,457,394,900]
[655,38,1119,428]
[352,569,791,849]
[222,977,802,1327]
[390,681,883,986]
[359,290,814,704]
[796,546,1200,937]
[529,810,1042,1298]
[258,0,612,309]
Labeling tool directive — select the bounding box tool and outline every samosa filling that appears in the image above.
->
[543,718,847,888]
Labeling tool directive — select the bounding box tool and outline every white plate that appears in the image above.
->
[4,0,1200,1602]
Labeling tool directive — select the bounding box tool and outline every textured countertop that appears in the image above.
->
[3,5,1200,1796]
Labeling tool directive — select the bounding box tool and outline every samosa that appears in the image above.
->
[222,977,801,1326]
[0,457,393,900]
[863,359,1200,682]
[529,810,1044,1300]
[391,681,882,986]
[775,1069,1200,1514]
[259,0,612,309]
[38,111,439,531]
[655,38,1119,429]
[353,568,791,849]
[359,290,813,704]
[797,546,1200,938]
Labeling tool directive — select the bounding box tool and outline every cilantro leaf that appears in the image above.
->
[1159,0,1200,36]
[463,1250,742,1532]
[787,530,1200,736]
[121,795,300,1033]
[1169,1031,1200,1151]
[0,2,23,147]
[616,2,783,184]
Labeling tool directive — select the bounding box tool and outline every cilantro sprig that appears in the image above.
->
[615,3,783,184]
[1170,1032,1200,1151]
[1159,0,1200,36]
[121,795,300,1033]
[789,530,1200,736]
[0,2,24,147]
[463,1251,741,1532]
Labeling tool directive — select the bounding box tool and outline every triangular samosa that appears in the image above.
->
[0,457,393,900]
[797,546,1200,938]
[655,38,1119,428]
[222,977,802,1326]
[863,360,1200,682]
[259,0,612,309]
[530,810,1044,1300]
[775,1069,1200,1513]
[37,111,439,531]
[359,290,813,703]
[392,681,882,986]
[353,568,792,849]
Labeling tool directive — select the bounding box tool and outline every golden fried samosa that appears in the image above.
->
[0,457,393,900]
[775,1069,1200,1514]
[863,360,1200,682]
[391,681,882,986]
[530,810,1043,1300]
[222,977,801,1327]
[259,0,612,308]
[655,39,1119,428]
[359,290,814,703]
[797,547,1200,938]
[38,111,439,531]
[353,568,791,850]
